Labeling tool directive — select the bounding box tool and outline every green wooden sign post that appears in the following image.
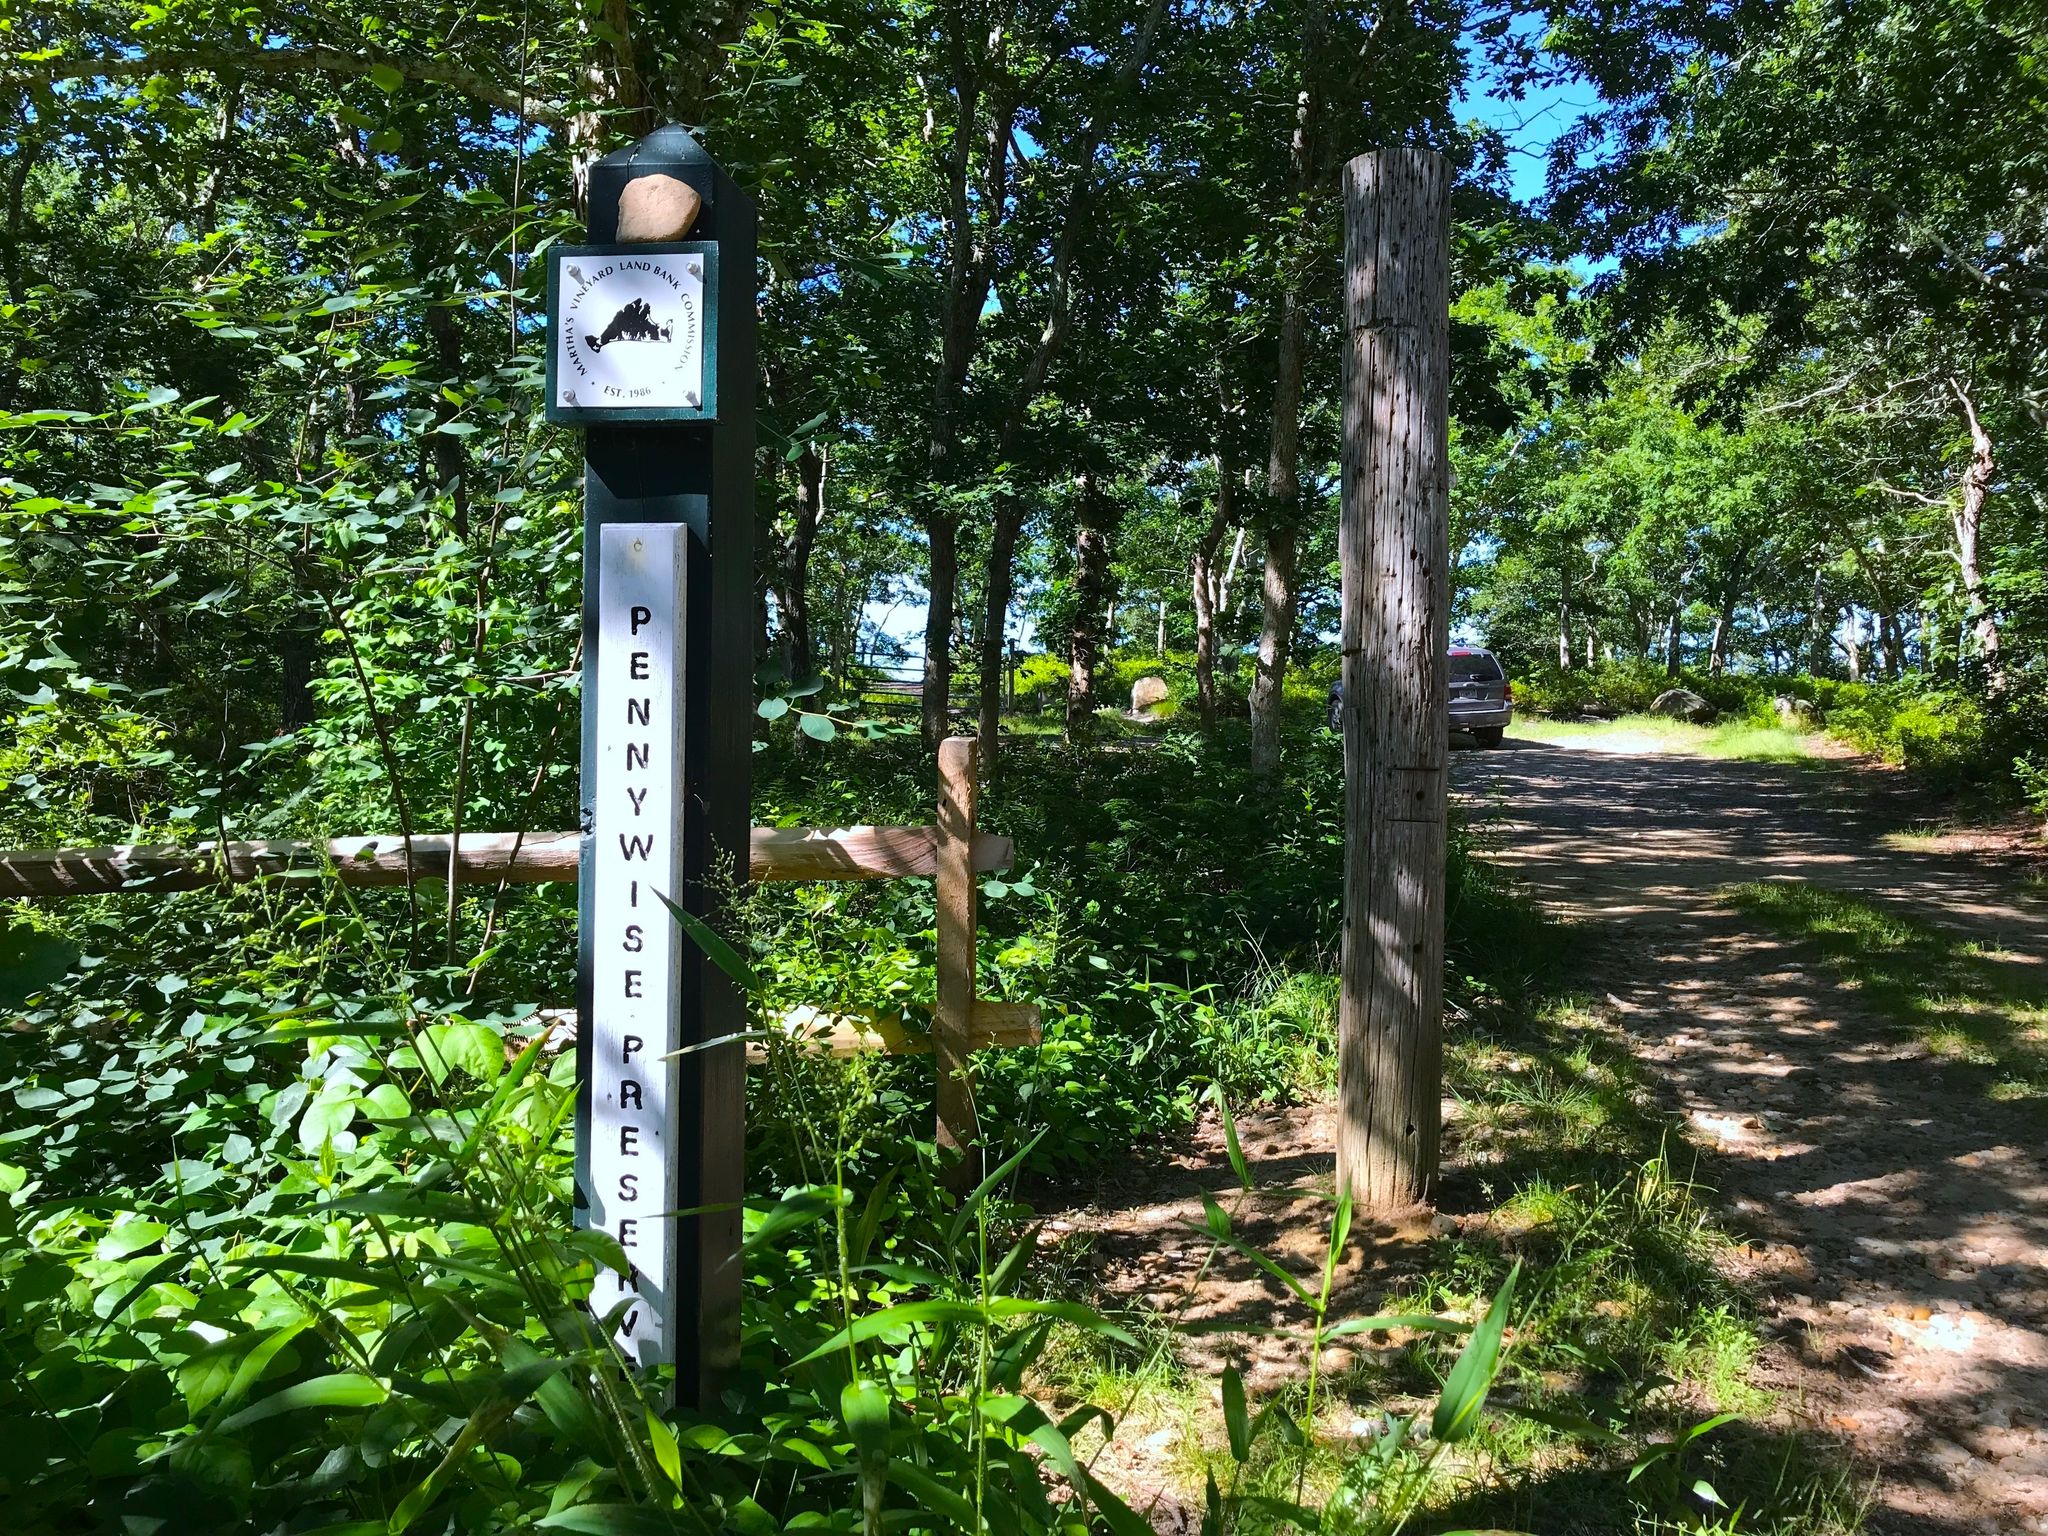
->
[549,126,755,1407]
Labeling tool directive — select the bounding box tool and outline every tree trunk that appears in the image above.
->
[1247,10,1321,780]
[1067,470,1113,737]
[569,0,653,213]
[278,627,316,731]
[1192,465,1234,733]
[1156,600,1167,657]
[1248,282,1306,776]
[3,134,40,307]
[920,12,1015,747]
[1807,564,1831,673]
[783,443,825,684]
[1665,607,1684,676]
[1708,580,1739,676]
[1875,606,1908,679]
[1556,592,1572,671]
[922,516,958,744]
[1844,608,1864,682]
[1948,378,2002,680]
[1218,521,1246,617]
[1248,524,1299,774]
[976,494,1023,762]
[1336,148,1450,1214]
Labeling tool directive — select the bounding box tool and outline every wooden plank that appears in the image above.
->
[749,825,1014,883]
[0,825,1014,899]
[1337,148,1451,1214]
[0,833,582,897]
[748,1000,1040,1063]
[932,736,981,1194]
[965,999,1043,1050]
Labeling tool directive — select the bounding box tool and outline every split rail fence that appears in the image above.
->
[0,736,1034,1185]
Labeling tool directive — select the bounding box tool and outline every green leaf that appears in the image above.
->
[1210,1084,1252,1191]
[538,1507,687,1534]
[985,1297,1137,1346]
[1431,1261,1520,1444]
[360,1081,412,1120]
[418,1022,505,1083]
[744,1187,841,1253]
[1199,1190,1232,1240]
[1222,1365,1250,1462]
[798,711,837,741]
[792,1299,986,1365]
[0,925,79,1006]
[886,1461,979,1529]
[650,887,762,995]
[1323,1312,1472,1338]
[964,1126,1047,1209]
[94,1218,168,1259]
[213,1323,308,1414]
[1322,1189,1353,1301]
[369,63,405,93]
[297,1083,360,1151]
[220,1372,388,1430]
[226,1255,397,1291]
[646,1407,684,1494]
[840,1378,891,1466]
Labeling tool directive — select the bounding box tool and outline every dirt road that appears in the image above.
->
[1456,734,2048,1535]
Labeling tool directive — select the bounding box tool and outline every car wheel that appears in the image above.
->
[1474,726,1505,748]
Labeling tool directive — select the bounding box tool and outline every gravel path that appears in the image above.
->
[1455,734,2048,1535]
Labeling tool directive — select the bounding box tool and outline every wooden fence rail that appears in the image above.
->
[0,825,1015,899]
[0,738,1036,1187]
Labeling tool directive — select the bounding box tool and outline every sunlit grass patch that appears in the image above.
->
[1729,880,2048,1098]
[1516,713,1817,763]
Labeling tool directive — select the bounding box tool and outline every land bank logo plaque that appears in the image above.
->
[546,244,718,422]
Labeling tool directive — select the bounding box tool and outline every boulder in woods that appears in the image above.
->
[1773,694,1820,728]
[1130,676,1170,714]
[1651,688,1714,722]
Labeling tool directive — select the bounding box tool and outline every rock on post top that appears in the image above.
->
[616,173,703,244]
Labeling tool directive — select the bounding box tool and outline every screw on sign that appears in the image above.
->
[549,126,756,1406]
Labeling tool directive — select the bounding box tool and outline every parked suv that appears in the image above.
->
[1326,647,1514,747]
[1448,647,1512,746]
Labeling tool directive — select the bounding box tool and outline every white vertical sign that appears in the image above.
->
[581,522,686,1365]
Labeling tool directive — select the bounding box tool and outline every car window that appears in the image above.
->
[1448,652,1502,681]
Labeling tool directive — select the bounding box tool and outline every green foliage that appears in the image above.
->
[1808,680,1992,788]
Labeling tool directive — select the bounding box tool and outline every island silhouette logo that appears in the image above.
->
[585,297,672,353]
[551,251,708,415]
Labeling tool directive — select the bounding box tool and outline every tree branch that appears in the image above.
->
[1869,479,1950,508]
[6,46,562,124]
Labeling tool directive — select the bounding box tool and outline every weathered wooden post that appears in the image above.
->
[933,735,981,1194]
[1336,149,1450,1212]
[550,126,755,1403]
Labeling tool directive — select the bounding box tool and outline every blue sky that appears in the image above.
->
[1454,20,1604,211]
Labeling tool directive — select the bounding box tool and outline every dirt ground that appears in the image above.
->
[1459,734,2048,1534]
[1045,734,2048,1535]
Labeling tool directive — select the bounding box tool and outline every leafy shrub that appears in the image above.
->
[2017,753,2048,822]
[1511,658,1777,721]
[1810,678,1992,788]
